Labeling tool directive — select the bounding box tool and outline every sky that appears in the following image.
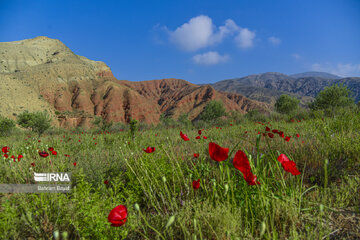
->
[0,0,360,84]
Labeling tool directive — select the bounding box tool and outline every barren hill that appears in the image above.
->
[0,36,269,128]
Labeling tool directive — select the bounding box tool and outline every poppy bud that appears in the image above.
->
[224,184,229,194]
[53,230,60,240]
[165,215,175,228]
[260,221,266,237]
[162,176,166,183]
[134,203,140,211]
[62,231,68,240]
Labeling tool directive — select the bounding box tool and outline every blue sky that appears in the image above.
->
[1,0,359,83]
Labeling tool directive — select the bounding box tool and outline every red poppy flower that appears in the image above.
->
[192,179,200,190]
[193,153,199,158]
[18,154,23,161]
[296,134,300,138]
[272,129,278,134]
[230,124,233,126]
[265,126,270,132]
[64,154,70,157]
[31,162,35,167]
[4,154,8,158]
[291,119,295,122]
[108,205,128,227]
[285,136,291,142]
[180,131,190,141]
[38,140,41,142]
[262,133,266,137]
[39,151,49,158]
[302,141,305,143]
[279,131,285,138]
[209,142,229,162]
[48,147,54,152]
[144,146,155,153]
[232,150,260,185]
[73,162,77,166]
[268,133,274,138]
[51,151,57,156]
[277,154,301,175]
[203,136,207,139]
[11,155,15,159]
[198,130,202,135]
[195,136,201,139]
[104,180,109,185]
[2,146,9,153]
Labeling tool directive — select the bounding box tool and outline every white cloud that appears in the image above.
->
[192,51,229,65]
[268,36,281,46]
[311,63,360,77]
[235,28,256,48]
[167,15,255,51]
[292,53,301,60]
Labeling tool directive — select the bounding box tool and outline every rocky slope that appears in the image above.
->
[0,36,268,128]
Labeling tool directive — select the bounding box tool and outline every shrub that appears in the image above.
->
[200,100,226,122]
[0,116,16,137]
[309,83,355,117]
[275,94,300,114]
[245,109,269,122]
[17,111,52,137]
[178,113,192,128]
[129,119,138,139]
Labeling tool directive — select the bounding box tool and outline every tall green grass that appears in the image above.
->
[0,110,359,239]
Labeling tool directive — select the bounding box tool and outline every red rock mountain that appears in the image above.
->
[0,36,269,128]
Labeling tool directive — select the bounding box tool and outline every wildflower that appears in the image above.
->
[48,147,54,152]
[277,154,301,175]
[268,133,274,138]
[285,136,291,142]
[2,146,9,153]
[192,179,200,189]
[108,205,128,227]
[4,154,8,158]
[279,131,285,138]
[31,162,35,167]
[51,151,57,156]
[18,154,23,161]
[232,150,260,185]
[198,130,202,135]
[180,131,190,141]
[193,153,199,158]
[296,133,300,138]
[104,180,109,185]
[144,146,155,153]
[73,162,77,166]
[272,129,278,134]
[265,126,270,132]
[39,151,49,158]
[203,136,207,139]
[195,136,201,139]
[209,142,229,162]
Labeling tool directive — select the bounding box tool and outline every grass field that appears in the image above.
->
[1,111,359,239]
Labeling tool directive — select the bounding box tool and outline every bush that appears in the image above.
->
[309,84,355,117]
[0,116,16,137]
[17,111,51,137]
[200,100,226,122]
[178,113,192,128]
[245,109,269,122]
[92,116,113,132]
[275,94,300,114]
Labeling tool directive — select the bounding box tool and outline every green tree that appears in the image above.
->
[274,95,300,114]
[0,116,16,137]
[17,111,52,137]
[200,100,226,122]
[309,84,355,117]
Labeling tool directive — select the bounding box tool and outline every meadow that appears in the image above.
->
[0,110,359,239]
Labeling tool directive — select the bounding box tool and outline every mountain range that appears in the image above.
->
[210,72,360,105]
[1,36,359,128]
[0,36,268,128]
